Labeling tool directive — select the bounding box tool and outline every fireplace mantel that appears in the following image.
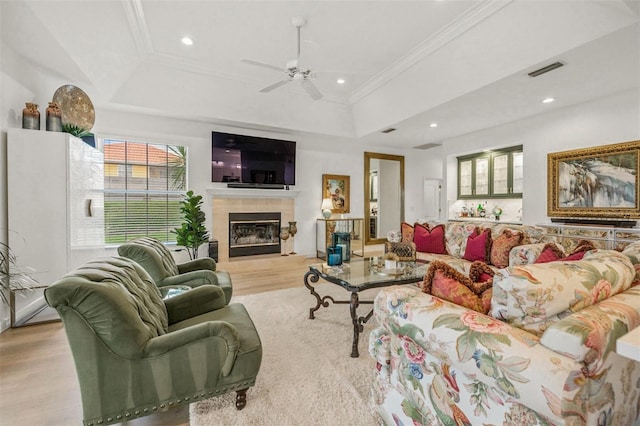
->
[207,187,299,198]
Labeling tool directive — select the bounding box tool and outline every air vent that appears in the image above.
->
[381,127,396,134]
[414,142,442,150]
[528,61,564,77]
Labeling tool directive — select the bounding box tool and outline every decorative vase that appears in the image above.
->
[22,103,40,130]
[288,221,297,254]
[279,227,290,256]
[46,102,62,132]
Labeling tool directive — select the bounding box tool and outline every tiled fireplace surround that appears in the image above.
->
[210,190,296,263]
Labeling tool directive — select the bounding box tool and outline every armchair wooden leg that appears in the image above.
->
[235,388,248,410]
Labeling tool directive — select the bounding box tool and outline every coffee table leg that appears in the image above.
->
[304,270,335,319]
[350,293,362,357]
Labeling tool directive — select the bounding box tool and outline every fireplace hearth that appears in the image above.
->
[229,212,281,257]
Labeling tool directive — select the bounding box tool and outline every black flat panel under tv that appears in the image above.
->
[211,131,296,186]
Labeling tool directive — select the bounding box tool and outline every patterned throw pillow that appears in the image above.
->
[400,222,414,243]
[414,224,447,254]
[463,228,492,262]
[421,260,492,314]
[490,230,524,268]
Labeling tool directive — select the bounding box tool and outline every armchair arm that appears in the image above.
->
[372,286,584,424]
[159,270,219,288]
[143,320,239,376]
[177,257,217,273]
[164,285,226,324]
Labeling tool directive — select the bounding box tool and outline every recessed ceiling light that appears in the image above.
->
[542,97,555,104]
[336,78,345,85]
[430,122,438,128]
[181,36,194,46]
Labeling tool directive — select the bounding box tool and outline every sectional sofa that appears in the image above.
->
[370,238,640,425]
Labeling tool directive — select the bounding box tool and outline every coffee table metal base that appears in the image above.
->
[304,269,373,358]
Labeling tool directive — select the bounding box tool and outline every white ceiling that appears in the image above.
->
[1,0,639,149]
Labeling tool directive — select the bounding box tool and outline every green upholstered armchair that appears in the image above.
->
[117,236,233,304]
[44,257,262,426]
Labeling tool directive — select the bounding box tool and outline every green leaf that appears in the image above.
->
[433,313,466,331]
[475,352,499,378]
[477,332,511,351]
[457,331,477,362]
[496,376,519,398]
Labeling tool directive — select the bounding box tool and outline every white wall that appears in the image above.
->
[441,90,640,225]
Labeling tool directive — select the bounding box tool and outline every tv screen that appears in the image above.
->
[211,132,296,185]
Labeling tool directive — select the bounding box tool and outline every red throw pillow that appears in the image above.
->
[401,222,414,243]
[463,228,491,262]
[535,243,566,264]
[490,230,524,268]
[535,240,595,263]
[414,224,447,254]
[563,251,587,261]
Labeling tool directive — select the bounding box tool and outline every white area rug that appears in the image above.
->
[189,283,381,425]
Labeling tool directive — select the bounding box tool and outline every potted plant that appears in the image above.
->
[173,190,209,260]
[0,242,38,306]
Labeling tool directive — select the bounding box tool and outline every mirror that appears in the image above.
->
[364,152,405,245]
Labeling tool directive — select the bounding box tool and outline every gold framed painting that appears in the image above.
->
[322,174,350,214]
[547,140,640,219]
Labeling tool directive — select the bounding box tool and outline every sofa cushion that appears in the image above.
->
[490,230,524,268]
[463,227,491,262]
[422,260,492,314]
[490,249,636,336]
[414,223,447,254]
[401,222,414,243]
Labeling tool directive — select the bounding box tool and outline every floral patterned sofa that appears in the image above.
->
[369,246,640,425]
[398,221,555,275]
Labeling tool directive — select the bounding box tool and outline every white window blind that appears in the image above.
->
[103,139,187,244]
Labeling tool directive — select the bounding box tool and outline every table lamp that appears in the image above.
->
[321,198,333,219]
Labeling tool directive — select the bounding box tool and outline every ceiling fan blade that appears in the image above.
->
[301,79,323,100]
[241,59,283,73]
[260,79,291,93]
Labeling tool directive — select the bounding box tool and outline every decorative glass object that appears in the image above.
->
[332,232,351,262]
[46,102,63,132]
[279,226,290,256]
[288,221,297,254]
[327,245,342,266]
[22,103,40,130]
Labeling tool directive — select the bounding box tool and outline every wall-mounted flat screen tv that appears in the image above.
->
[211,131,296,186]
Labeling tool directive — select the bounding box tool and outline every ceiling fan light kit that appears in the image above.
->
[241,16,324,100]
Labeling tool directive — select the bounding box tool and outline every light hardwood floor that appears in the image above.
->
[0,251,381,426]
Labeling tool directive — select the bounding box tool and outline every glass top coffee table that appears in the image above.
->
[304,257,428,357]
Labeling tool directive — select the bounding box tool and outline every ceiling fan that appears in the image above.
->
[241,16,323,100]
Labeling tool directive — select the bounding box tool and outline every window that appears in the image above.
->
[103,139,187,244]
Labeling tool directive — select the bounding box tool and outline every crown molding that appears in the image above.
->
[349,0,513,104]
[121,0,153,58]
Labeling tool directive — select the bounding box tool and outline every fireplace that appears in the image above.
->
[229,212,281,257]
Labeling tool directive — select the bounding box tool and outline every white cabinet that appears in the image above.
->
[7,129,105,325]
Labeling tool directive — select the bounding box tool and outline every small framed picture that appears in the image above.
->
[322,174,350,214]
